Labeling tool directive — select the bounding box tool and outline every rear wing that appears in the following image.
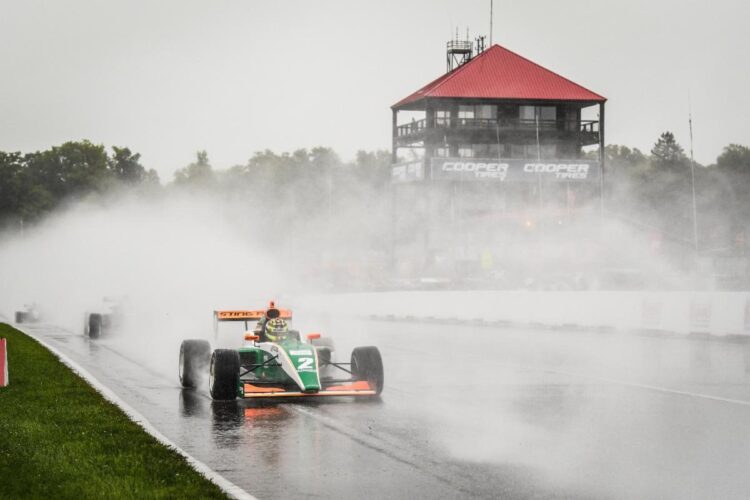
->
[214,310,292,321]
[212,303,292,338]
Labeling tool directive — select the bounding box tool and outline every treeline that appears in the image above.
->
[0,141,159,226]
[0,141,392,229]
[172,147,392,201]
[2,134,750,255]
[600,133,750,253]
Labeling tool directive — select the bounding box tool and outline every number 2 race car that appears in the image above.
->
[178,302,384,401]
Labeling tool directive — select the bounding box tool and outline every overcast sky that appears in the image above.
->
[1,0,748,179]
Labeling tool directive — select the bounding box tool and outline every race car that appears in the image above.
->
[178,301,384,401]
[84,296,124,339]
[15,303,41,324]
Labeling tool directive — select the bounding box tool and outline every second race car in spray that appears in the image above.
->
[178,302,384,401]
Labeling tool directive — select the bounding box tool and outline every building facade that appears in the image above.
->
[390,43,607,283]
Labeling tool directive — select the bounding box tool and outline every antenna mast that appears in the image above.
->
[490,0,493,45]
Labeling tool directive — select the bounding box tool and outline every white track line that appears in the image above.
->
[369,315,750,408]
[523,363,750,408]
[596,376,750,407]
[16,326,257,500]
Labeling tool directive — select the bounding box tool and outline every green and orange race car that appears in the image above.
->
[178,302,384,401]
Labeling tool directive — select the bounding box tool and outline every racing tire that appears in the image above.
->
[88,314,102,339]
[351,346,384,395]
[179,339,211,388]
[209,349,240,401]
[15,312,28,324]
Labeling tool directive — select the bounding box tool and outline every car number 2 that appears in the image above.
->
[297,357,314,370]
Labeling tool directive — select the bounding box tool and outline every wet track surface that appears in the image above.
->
[17,319,750,500]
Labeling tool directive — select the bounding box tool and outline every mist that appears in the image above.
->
[0,155,731,367]
[2,152,749,500]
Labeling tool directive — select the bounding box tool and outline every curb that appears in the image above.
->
[15,325,257,500]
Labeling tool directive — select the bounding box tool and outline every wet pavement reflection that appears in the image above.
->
[18,320,750,500]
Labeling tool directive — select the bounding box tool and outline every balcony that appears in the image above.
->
[396,117,600,146]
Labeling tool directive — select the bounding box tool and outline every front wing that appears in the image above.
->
[242,380,376,398]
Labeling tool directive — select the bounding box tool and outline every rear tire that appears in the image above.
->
[88,314,102,339]
[15,312,27,324]
[209,349,240,400]
[351,346,384,395]
[179,340,211,388]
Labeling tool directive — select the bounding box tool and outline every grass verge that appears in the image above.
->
[0,323,229,499]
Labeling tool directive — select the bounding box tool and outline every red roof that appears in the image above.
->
[393,44,606,108]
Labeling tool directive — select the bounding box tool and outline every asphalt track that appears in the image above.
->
[16,319,750,500]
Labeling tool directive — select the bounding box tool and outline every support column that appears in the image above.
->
[423,101,435,274]
[424,102,435,161]
[392,109,398,163]
[599,102,606,216]
[449,102,459,157]
[390,108,398,274]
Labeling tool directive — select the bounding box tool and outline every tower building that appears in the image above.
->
[390,42,606,279]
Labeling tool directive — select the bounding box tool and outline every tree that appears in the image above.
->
[143,168,161,185]
[24,140,112,200]
[174,150,214,185]
[0,141,161,227]
[110,146,147,183]
[605,144,646,167]
[351,149,392,187]
[715,144,750,221]
[650,131,688,169]
[309,147,341,170]
[716,144,750,173]
[0,151,29,225]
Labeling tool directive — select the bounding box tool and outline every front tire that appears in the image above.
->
[351,346,384,395]
[88,314,102,339]
[209,349,240,400]
[179,340,211,388]
[15,312,27,324]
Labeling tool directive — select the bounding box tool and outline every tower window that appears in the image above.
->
[520,106,557,122]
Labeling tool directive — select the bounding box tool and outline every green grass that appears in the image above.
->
[0,323,229,499]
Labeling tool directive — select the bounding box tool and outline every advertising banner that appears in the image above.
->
[391,160,425,183]
[430,158,600,182]
[641,298,663,330]
[689,298,712,333]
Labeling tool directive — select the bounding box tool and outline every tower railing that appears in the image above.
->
[396,118,599,137]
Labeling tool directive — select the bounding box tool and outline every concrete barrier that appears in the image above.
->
[304,291,750,337]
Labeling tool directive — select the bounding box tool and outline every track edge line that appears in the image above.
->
[16,326,258,500]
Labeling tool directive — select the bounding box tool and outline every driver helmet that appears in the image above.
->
[265,318,289,342]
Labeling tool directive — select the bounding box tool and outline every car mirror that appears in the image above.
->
[306,332,321,340]
[244,332,260,341]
